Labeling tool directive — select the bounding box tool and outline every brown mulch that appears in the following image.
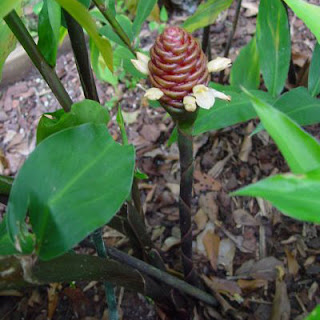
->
[0,1,320,319]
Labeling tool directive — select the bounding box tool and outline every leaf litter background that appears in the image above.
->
[0,0,320,319]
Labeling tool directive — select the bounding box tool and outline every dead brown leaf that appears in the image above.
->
[203,229,220,271]
[233,209,258,227]
[194,170,222,192]
[271,267,291,320]
[218,238,236,275]
[284,247,300,277]
[239,122,254,162]
[237,279,267,292]
[194,208,208,231]
[199,192,219,223]
[48,283,61,320]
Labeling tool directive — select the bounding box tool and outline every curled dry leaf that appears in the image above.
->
[284,247,300,277]
[162,236,180,252]
[218,238,236,275]
[48,283,62,320]
[203,229,220,271]
[194,170,222,192]
[237,279,268,292]
[242,0,259,17]
[194,208,208,232]
[196,222,215,254]
[233,209,259,227]
[239,122,254,162]
[235,257,283,281]
[208,153,232,179]
[271,267,291,320]
[199,192,219,223]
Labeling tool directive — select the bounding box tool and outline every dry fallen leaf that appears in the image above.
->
[239,122,254,162]
[199,192,219,223]
[203,229,220,271]
[218,238,236,275]
[237,279,267,292]
[284,247,300,277]
[196,222,215,254]
[48,283,61,320]
[194,170,222,192]
[194,208,208,231]
[242,0,259,17]
[233,209,258,227]
[162,236,180,252]
[208,153,232,179]
[271,267,291,320]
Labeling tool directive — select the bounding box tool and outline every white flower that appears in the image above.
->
[183,84,231,111]
[131,52,150,75]
[183,96,197,112]
[208,57,232,73]
[144,87,164,100]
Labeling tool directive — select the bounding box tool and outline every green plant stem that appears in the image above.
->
[63,10,100,101]
[107,248,217,307]
[219,0,242,83]
[93,229,119,320]
[92,0,135,55]
[4,10,72,112]
[177,118,199,287]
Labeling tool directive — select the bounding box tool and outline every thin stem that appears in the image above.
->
[92,0,135,55]
[219,0,242,83]
[4,10,72,112]
[64,10,100,101]
[177,118,199,287]
[93,229,119,320]
[202,25,211,55]
[108,248,218,307]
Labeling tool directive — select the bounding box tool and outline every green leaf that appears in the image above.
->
[0,218,34,255]
[37,99,110,144]
[160,6,168,23]
[256,0,291,97]
[283,0,320,43]
[7,124,135,260]
[182,0,233,33]
[0,20,16,82]
[245,89,320,174]
[90,39,118,86]
[106,0,116,16]
[193,85,274,136]
[308,42,320,97]
[230,37,260,89]
[0,175,13,195]
[306,305,320,320]
[233,168,320,224]
[55,0,113,72]
[132,0,157,36]
[0,0,21,20]
[38,0,61,67]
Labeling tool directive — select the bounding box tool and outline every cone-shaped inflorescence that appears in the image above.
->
[148,26,210,109]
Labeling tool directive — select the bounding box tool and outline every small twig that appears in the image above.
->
[64,10,99,101]
[107,247,218,307]
[92,0,135,55]
[4,10,72,112]
[219,0,242,83]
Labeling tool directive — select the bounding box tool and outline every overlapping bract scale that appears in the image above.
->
[148,27,210,109]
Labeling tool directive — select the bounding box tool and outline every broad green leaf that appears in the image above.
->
[308,43,320,97]
[230,37,260,89]
[256,0,291,97]
[160,6,168,23]
[7,124,135,260]
[233,168,320,224]
[0,0,21,20]
[37,99,110,143]
[106,0,116,16]
[245,90,320,174]
[182,0,233,33]
[306,305,320,320]
[0,218,34,255]
[283,0,320,43]
[55,0,113,71]
[193,85,274,136]
[0,20,16,82]
[0,175,13,195]
[90,39,118,86]
[38,0,61,67]
[274,87,320,126]
[132,0,157,36]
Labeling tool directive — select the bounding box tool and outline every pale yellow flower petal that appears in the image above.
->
[210,88,231,101]
[131,58,149,75]
[183,96,197,112]
[144,88,164,100]
[193,85,215,109]
[208,57,232,73]
[136,52,150,65]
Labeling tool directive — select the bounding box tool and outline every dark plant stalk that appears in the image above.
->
[63,10,99,101]
[63,12,118,320]
[202,25,211,55]
[4,10,72,112]
[92,0,135,55]
[176,117,199,287]
[219,0,242,83]
[93,229,119,320]
[107,248,217,307]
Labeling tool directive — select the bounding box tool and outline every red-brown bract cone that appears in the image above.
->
[148,27,210,109]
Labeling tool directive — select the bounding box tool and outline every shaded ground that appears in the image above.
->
[0,1,320,319]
